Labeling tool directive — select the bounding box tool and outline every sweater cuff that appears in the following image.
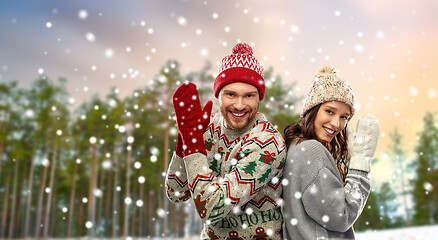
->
[349,156,371,172]
[347,169,369,178]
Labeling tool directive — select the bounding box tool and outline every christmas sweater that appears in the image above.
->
[166,112,286,239]
[283,140,371,240]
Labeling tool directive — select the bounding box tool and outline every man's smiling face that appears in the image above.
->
[219,82,259,130]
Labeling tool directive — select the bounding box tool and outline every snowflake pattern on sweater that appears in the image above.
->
[166,112,286,239]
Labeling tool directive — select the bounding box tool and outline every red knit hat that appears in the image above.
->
[213,43,265,100]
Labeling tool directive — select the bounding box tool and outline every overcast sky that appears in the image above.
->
[1,0,438,184]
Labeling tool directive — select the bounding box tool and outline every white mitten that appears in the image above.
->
[348,114,380,172]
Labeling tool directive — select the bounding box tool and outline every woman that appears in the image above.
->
[282,66,379,239]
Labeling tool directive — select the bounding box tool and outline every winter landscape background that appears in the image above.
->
[1,0,437,239]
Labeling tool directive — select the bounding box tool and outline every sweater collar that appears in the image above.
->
[220,112,265,137]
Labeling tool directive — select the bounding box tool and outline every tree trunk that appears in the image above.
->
[49,175,58,237]
[104,156,114,237]
[0,109,8,184]
[67,157,79,237]
[138,180,144,237]
[432,136,438,223]
[147,190,154,237]
[112,150,121,238]
[24,145,37,237]
[43,135,59,237]
[130,171,137,237]
[97,158,105,231]
[162,95,170,237]
[0,170,10,237]
[87,143,98,237]
[123,141,133,237]
[179,204,185,237]
[397,156,410,226]
[34,152,50,237]
[8,160,19,238]
[77,188,85,236]
[17,166,28,238]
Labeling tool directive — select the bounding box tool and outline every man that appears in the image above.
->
[166,43,286,239]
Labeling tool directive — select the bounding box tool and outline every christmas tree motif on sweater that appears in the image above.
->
[207,227,220,240]
[226,230,244,240]
[234,148,251,161]
[257,168,272,183]
[252,227,268,240]
[208,191,225,222]
[204,138,214,151]
[242,161,258,176]
[259,151,276,165]
[210,158,220,174]
[193,190,208,219]
[277,158,285,170]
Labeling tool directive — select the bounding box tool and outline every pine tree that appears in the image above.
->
[376,182,399,228]
[411,112,438,225]
[388,127,411,226]
[354,188,381,231]
[257,67,301,136]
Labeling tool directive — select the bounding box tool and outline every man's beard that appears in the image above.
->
[220,105,258,130]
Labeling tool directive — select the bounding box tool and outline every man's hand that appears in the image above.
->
[173,82,213,156]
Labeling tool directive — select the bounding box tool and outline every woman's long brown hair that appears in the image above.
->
[284,104,350,183]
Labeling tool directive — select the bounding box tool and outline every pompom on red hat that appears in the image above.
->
[213,43,265,100]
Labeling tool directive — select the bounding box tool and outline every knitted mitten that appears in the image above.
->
[172,82,213,156]
[175,133,184,158]
[348,114,380,172]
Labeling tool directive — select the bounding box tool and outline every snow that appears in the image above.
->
[130,225,438,239]
[356,225,438,240]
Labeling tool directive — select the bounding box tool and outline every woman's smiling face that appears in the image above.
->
[314,101,351,143]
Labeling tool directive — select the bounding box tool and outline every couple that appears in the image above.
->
[165,43,379,240]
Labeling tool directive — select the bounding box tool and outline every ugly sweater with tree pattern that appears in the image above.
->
[166,112,286,239]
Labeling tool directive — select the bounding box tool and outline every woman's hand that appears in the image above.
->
[347,114,380,172]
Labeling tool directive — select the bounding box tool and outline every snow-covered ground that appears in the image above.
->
[169,225,438,240]
[356,225,438,240]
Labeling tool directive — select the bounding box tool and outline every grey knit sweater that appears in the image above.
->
[283,140,370,240]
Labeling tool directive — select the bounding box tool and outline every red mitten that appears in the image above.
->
[175,133,184,158]
[172,82,213,156]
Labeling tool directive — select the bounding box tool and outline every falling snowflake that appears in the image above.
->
[85,32,96,42]
[85,221,93,229]
[102,50,115,61]
[177,16,187,26]
[423,182,433,191]
[294,192,302,199]
[291,218,298,225]
[78,10,88,20]
[157,208,166,218]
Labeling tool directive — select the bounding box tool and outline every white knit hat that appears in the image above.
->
[301,66,355,117]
